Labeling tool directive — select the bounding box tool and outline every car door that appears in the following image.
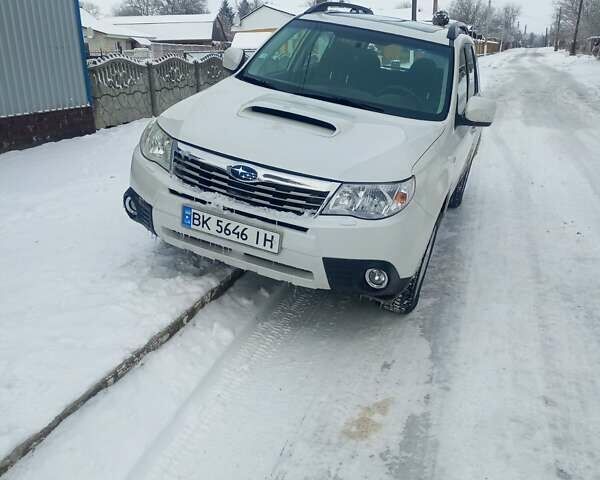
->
[452,42,478,186]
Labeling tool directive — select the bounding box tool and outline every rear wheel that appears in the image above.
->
[380,215,441,315]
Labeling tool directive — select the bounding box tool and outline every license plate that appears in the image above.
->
[181,206,281,254]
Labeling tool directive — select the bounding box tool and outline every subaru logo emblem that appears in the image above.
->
[228,164,258,183]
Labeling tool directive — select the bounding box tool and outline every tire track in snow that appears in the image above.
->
[126,289,432,480]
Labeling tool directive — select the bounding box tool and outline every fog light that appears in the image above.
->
[365,268,388,290]
[124,195,138,218]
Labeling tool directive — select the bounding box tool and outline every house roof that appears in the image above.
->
[239,3,305,22]
[106,14,219,42]
[79,9,154,40]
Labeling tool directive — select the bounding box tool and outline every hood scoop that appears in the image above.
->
[245,105,337,134]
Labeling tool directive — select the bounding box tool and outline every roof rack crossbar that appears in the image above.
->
[303,2,373,16]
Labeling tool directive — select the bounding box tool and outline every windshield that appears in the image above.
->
[238,19,454,121]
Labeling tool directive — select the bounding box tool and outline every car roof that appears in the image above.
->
[300,12,455,46]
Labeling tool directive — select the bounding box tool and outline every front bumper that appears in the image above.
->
[127,146,437,296]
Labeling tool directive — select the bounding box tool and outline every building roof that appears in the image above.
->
[79,9,154,40]
[106,13,219,42]
[239,3,305,22]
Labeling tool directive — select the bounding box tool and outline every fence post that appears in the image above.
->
[147,62,158,117]
[194,61,201,93]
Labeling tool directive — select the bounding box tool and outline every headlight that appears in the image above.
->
[140,119,173,171]
[321,177,415,219]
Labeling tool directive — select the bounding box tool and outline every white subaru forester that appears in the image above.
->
[124,2,496,314]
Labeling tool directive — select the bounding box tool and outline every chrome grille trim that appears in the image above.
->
[172,142,339,216]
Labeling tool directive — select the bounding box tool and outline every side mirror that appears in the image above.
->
[462,96,496,127]
[223,47,245,72]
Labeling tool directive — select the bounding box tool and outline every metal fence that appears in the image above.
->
[0,0,90,118]
[88,54,228,129]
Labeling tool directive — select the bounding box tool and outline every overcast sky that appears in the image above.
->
[90,0,555,33]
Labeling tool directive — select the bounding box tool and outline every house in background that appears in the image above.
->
[0,0,94,153]
[232,3,302,35]
[106,13,228,45]
[230,3,303,51]
[228,3,434,51]
[80,9,154,56]
[79,9,154,57]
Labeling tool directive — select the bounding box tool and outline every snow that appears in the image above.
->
[0,120,229,460]
[231,31,271,50]
[105,14,219,42]
[79,9,154,40]
[534,48,600,104]
[4,48,600,480]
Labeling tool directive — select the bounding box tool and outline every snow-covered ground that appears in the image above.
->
[0,121,229,460]
[4,48,600,480]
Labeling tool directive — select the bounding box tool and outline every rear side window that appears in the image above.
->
[457,48,468,114]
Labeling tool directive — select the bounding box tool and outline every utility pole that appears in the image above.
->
[545,26,549,47]
[433,0,438,15]
[554,7,562,51]
[486,0,491,39]
[570,0,584,55]
[412,0,417,21]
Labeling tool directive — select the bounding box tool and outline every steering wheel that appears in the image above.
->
[377,85,424,109]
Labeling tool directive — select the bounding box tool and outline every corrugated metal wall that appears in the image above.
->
[0,0,90,118]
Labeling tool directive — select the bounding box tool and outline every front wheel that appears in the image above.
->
[380,215,441,315]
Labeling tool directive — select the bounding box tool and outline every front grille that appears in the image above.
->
[172,148,330,215]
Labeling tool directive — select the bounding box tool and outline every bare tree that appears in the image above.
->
[113,0,208,15]
[113,0,161,15]
[219,0,235,34]
[494,4,522,44]
[449,0,487,27]
[159,0,208,14]
[236,0,252,18]
[553,0,600,52]
[79,0,101,16]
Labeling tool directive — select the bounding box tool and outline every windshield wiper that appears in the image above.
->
[298,92,385,113]
[240,75,282,92]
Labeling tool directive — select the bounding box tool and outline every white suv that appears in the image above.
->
[124,2,496,314]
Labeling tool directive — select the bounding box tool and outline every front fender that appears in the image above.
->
[412,143,453,219]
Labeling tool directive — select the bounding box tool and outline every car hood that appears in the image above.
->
[158,77,446,183]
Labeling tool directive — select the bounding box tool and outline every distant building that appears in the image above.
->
[229,4,436,45]
[80,9,154,56]
[106,14,228,45]
[232,4,303,34]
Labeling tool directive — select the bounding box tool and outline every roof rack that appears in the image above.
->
[303,2,373,16]
[447,21,471,40]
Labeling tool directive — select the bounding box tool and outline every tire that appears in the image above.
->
[380,214,441,315]
[448,160,472,209]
